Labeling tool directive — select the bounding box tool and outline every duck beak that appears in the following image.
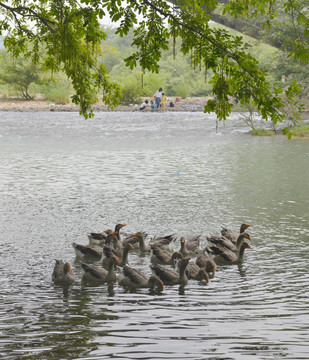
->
[185,257,190,262]
[129,244,134,249]
[115,257,120,263]
[248,244,251,249]
[212,267,216,274]
[248,235,251,241]
[161,284,164,291]
[205,277,209,283]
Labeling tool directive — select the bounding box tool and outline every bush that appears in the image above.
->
[43,81,72,104]
[292,124,309,137]
[118,73,143,105]
[251,129,276,136]
[0,84,13,98]
[173,83,190,98]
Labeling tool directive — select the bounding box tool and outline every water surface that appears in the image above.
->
[0,111,308,359]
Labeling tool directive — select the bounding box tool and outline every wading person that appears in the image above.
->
[154,87,162,109]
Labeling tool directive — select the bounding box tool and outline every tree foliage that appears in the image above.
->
[0,52,42,99]
[0,0,308,135]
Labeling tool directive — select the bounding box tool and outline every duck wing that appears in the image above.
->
[81,262,108,282]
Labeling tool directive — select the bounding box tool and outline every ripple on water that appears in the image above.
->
[0,112,309,359]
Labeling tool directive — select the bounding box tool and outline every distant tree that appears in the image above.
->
[0,54,41,100]
[0,0,307,136]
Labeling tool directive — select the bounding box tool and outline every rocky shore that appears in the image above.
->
[0,97,209,113]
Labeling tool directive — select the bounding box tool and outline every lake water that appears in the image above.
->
[0,111,308,360]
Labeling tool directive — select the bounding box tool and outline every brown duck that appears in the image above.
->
[81,256,119,284]
[72,242,103,260]
[195,250,216,276]
[151,257,190,285]
[179,236,200,256]
[119,265,164,291]
[208,232,251,255]
[150,245,183,265]
[221,223,250,245]
[52,259,75,285]
[213,242,251,265]
[185,262,209,283]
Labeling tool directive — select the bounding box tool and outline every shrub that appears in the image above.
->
[292,124,309,137]
[251,129,276,136]
[43,81,71,104]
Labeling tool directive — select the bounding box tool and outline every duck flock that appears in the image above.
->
[52,223,252,291]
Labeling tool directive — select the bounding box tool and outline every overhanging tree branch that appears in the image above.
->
[0,2,56,34]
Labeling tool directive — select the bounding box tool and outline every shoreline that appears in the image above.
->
[1,98,308,121]
[0,97,208,113]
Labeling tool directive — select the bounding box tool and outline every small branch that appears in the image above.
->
[0,2,57,34]
[140,0,258,79]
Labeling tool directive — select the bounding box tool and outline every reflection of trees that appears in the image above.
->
[15,284,119,360]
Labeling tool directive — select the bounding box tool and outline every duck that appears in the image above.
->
[119,265,164,291]
[151,257,190,285]
[87,223,126,245]
[131,231,151,252]
[185,262,209,283]
[81,256,119,284]
[208,232,251,255]
[87,228,112,246]
[179,236,200,257]
[149,233,177,248]
[72,242,103,260]
[206,234,236,252]
[150,245,183,265]
[195,250,216,276]
[52,259,75,285]
[121,232,146,249]
[213,242,251,265]
[101,242,133,269]
[114,223,127,242]
[221,223,250,245]
[117,242,135,267]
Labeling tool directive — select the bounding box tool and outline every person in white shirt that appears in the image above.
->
[139,99,149,111]
[153,87,162,109]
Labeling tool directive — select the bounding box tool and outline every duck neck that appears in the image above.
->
[108,258,116,273]
[113,236,121,250]
[180,241,187,253]
[238,245,247,262]
[121,246,130,265]
[139,235,146,251]
[236,234,245,249]
[179,261,188,282]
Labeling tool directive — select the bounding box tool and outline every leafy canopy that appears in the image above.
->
[0,0,308,135]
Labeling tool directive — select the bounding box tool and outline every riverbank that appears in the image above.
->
[1,97,308,124]
[0,97,209,112]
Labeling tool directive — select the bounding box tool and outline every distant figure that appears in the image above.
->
[169,101,175,108]
[175,97,179,102]
[160,93,167,110]
[139,99,149,111]
[150,100,157,111]
[154,87,163,109]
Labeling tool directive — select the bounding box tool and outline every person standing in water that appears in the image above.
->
[154,88,162,109]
